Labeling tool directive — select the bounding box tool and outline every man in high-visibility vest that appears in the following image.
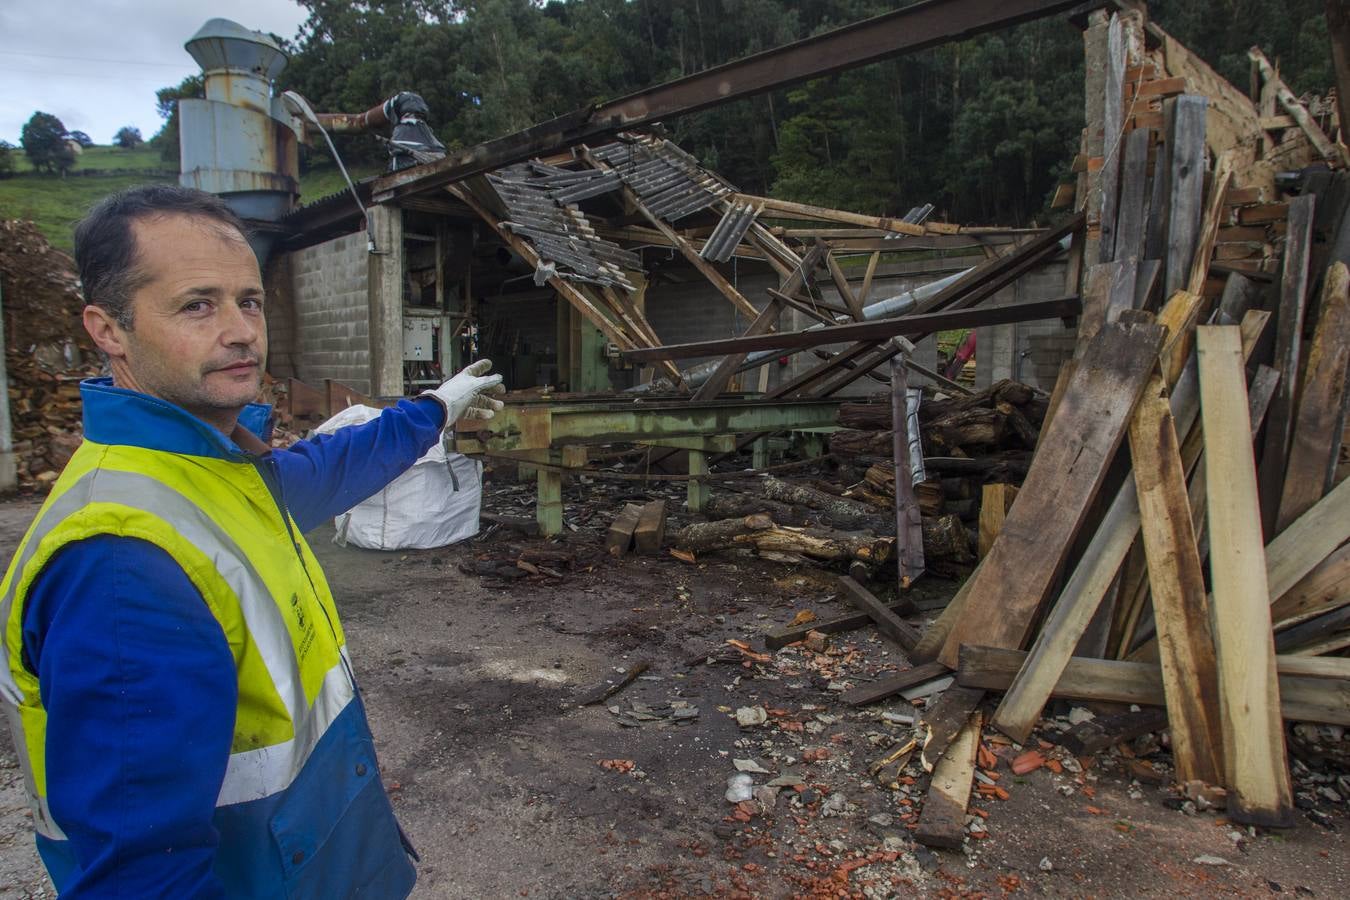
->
[0,184,504,897]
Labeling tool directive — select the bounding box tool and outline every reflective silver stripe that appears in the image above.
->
[1,466,348,823]
[217,649,355,806]
[2,704,65,840]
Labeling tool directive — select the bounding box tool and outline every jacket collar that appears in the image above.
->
[80,377,274,460]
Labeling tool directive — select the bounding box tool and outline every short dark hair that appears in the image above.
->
[74,184,250,329]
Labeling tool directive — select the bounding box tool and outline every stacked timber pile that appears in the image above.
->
[745,9,1348,851]
[828,379,1045,564]
[0,220,100,490]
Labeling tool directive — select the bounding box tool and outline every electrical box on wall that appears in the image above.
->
[403,319,434,361]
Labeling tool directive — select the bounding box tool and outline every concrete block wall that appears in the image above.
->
[972,260,1072,392]
[283,232,373,395]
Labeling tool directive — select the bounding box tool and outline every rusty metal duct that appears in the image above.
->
[179,18,300,261]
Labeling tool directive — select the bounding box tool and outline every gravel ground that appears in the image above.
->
[1,486,1346,899]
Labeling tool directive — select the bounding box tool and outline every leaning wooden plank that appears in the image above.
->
[1275,262,1350,531]
[1185,150,1236,296]
[1249,47,1341,161]
[1271,542,1350,630]
[919,686,984,773]
[958,646,1350,726]
[977,484,1019,559]
[937,319,1165,669]
[842,661,952,707]
[691,294,786,401]
[1274,604,1350,653]
[1196,324,1294,828]
[1163,96,1209,298]
[1112,128,1152,265]
[1257,193,1316,536]
[606,503,644,557]
[764,601,911,652]
[1075,262,1119,353]
[910,562,980,663]
[1264,476,1350,602]
[838,576,922,654]
[1125,372,1225,785]
[633,500,667,555]
[989,475,1144,741]
[914,712,983,850]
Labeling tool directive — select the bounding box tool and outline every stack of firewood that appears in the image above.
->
[1,220,101,491]
[828,379,1046,541]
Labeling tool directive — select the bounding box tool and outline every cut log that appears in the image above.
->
[761,477,894,533]
[1197,325,1295,828]
[704,492,811,526]
[937,319,1166,668]
[676,514,774,554]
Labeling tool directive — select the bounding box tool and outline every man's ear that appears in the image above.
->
[83,305,128,360]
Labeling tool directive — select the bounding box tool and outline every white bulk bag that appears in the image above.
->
[313,404,482,550]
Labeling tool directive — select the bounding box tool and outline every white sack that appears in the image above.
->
[314,404,481,550]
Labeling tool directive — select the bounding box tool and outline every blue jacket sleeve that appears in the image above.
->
[271,397,448,533]
[23,535,236,899]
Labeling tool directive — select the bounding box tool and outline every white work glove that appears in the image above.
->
[421,359,505,425]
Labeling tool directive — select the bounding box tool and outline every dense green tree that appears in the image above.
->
[149,0,1339,221]
[0,140,14,179]
[113,126,143,148]
[20,112,76,175]
[68,130,94,148]
[150,75,204,165]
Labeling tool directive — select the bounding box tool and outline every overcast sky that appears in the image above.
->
[0,1,309,145]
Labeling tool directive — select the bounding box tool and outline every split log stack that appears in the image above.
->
[0,220,101,491]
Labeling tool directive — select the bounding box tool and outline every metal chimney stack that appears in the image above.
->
[179,18,300,260]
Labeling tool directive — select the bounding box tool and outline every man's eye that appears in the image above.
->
[183,300,209,312]
[241,297,264,310]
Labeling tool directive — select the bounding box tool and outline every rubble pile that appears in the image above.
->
[0,219,100,491]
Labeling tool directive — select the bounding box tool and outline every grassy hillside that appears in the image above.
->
[0,146,381,252]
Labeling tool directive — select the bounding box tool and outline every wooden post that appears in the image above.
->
[1163,96,1209,299]
[367,205,405,397]
[687,447,709,514]
[537,451,564,537]
[890,341,925,588]
[1196,325,1294,828]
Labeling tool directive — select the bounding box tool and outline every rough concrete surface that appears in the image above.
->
[1,490,1345,898]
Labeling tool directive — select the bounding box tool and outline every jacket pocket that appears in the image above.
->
[268,708,415,899]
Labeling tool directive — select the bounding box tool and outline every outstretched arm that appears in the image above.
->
[24,536,236,898]
[272,360,504,532]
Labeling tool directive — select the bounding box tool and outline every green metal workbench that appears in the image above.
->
[453,395,843,535]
